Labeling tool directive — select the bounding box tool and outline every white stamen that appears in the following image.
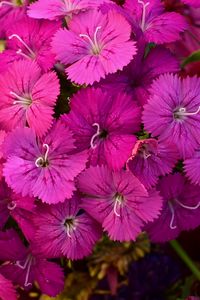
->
[35,144,50,168]
[168,202,177,230]
[9,34,35,57]
[0,1,14,7]
[16,49,32,60]
[143,152,151,159]
[7,201,17,210]
[79,26,101,54]
[90,123,101,149]
[113,194,123,217]
[175,198,200,210]
[138,0,150,31]
[177,106,200,116]
[16,255,33,288]
[10,91,31,106]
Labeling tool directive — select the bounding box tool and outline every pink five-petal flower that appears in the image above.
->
[51,9,137,85]
[143,74,200,159]
[3,121,88,204]
[32,195,102,260]
[127,138,179,189]
[5,16,61,71]
[97,46,179,106]
[0,274,17,300]
[78,165,162,241]
[0,60,60,137]
[0,229,64,297]
[28,0,111,21]
[146,174,200,243]
[124,0,187,43]
[62,88,141,170]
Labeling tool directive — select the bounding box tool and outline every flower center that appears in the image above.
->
[15,254,34,288]
[64,217,76,238]
[173,106,200,121]
[138,0,150,31]
[9,34,36,60]
[168,198,200,230]
[113,193,124,217]
[138,144,152,159]
[35,144,50,168]
[90,123,108,149]
[79,26,102,55]
[10,91,32,107]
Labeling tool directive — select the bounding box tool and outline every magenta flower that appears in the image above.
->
[123,0,187,43]
[127,138,179,189]
[32,195,102,260]
[28,0,110,21]
[78,165,162,241]
[0,229,64,296]
[51,9,137,85]
[0,60,60,137]
[3,121,88,204]
[0,274,17,300]
[62,88,141,170]
[5,16,60,71]
[146,174,200,243]
[97,46,179,106]
[143,74,200,159]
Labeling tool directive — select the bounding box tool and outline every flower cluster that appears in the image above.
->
[0,0,199,298]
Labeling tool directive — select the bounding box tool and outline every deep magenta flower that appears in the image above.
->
[127,138,179,189]
[97,46,179,106]
[123,0,187,43]
[28,0,111,21]
[32,195,102,260]
[0,229,64,296]
[0,274,17,300]
[0,60,60,137]
[78,165,162,241]
[51,9,137,85]
[4,16,60,71]
[62,88,141,170]
[3,121,88,204]
[143,74,200,159]
[146,174,200,243]
[182,0,200,7]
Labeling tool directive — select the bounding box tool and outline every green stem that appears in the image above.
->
[170,240,200,281]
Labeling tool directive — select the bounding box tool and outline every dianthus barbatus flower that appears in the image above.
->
[123,0,187,44]
[142,74,200,159]
[5,16,60,71]
[0,60,60,137]
[78,165,162,241]
[28,0,111,21]
[51,9,137,85]
[97,46,179,106]
[62,88,141,170]
[127,138,179,189]
[32,195,102,260]
[0,274,17,300]
[0,229,64,296]
[146,174,200,243]
[3,121,88,204]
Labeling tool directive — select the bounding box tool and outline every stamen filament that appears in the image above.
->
[0,1,14,7]
[138,0,150,31]
[90,123,101,149]
[175,199,200,210]
[168,202,177,230]
[10,91,32,106]
[9,34,35,57]
[177,107,200,116]
[16,255,33,288]
[113,199,121,217]
[7,201,17,210]
[79,26,101,54]
[35,144,50,168]
[16,49,32,60]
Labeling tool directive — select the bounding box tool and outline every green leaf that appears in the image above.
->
[182,50,200,67]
